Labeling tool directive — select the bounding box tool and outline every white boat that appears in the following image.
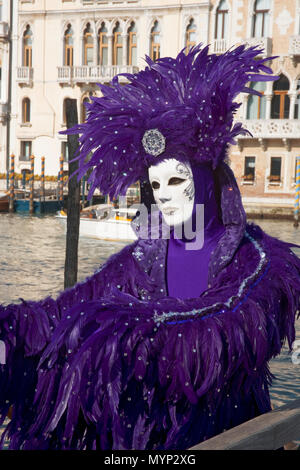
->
[55,204,138,241]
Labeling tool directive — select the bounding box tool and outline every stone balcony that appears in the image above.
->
[16,67,34,86]
[237,119,300,150]
[0,22,9,41]
[81,0,138,5]
[57,65,139,85]
[242,37,272,57]
[211,38,228,55]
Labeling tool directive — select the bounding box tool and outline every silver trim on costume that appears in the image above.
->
[153,231,268,324]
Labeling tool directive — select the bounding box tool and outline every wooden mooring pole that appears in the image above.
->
[64,99,80,289]
[59,154,64,206]
[9,154,15,213]
[294,156,300,228]
[41,156,45,202]
[29,155,34,215]
[81,175,86,208]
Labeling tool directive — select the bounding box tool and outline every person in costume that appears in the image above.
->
[0,44,300,450]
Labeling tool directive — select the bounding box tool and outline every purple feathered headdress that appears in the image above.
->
[63,44,277,199]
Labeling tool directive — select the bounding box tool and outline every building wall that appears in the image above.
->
[1,0,299,211]
[0,0,11,176]
[225,0,300,210]
[12,0,212,177]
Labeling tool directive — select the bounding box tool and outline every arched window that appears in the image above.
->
[81,96,90,123]
[271,74,290,119]
[64,24,74,66]
[186,19,196,52]
[127,22,137,66]
[113,22,123,66]
[294,79,300,119]
[252,0,270,38]
[23,25,33,67]
[22,98,31,123]
[150,21,160,61]
[247,82,266,119]
[98,23,108,66]
[83,23,94,66]
[215,0,229,39]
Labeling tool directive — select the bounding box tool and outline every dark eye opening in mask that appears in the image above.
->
[168,177,186,186]
[151,181,160,190]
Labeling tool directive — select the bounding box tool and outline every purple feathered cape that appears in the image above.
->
[0,223,299,449]
[0,163,299,449]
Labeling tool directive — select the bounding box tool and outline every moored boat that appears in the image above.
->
[0,193,9,213]
[55,204,138,241]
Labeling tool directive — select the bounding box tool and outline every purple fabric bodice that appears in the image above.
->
[167,164,225,299]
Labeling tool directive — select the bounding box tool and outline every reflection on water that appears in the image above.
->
[0,214,299,444]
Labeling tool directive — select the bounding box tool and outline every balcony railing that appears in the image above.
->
[81,0,139,4]
[0,22,9,41]
[19,156,31,162]
[58,65,139,84]
[289,35,300,57]
[242,37,272,56]
[238,119,300,139]
[211,38,228,54]
[16,67,34,86]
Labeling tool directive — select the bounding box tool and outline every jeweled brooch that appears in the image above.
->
[142,128,166,157]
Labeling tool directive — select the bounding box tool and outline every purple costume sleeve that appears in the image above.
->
[0,240,152,440]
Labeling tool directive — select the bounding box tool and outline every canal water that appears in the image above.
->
[0,213,299,446]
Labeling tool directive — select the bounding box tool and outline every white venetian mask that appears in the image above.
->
[148,158,195,227]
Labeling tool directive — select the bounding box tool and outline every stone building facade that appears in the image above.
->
[0,0,16,180]
[1,0,300,213]
[231,0,300,216]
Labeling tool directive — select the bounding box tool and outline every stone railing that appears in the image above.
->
[238,119,300,139]
[211,38,228,54]
[289,35,300,56]
[16,67,34,86]
[81,0,138,4]
[58,65,139,84]
[242,37,272,56]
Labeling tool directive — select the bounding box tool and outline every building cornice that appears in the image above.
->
[18,3,210,16]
